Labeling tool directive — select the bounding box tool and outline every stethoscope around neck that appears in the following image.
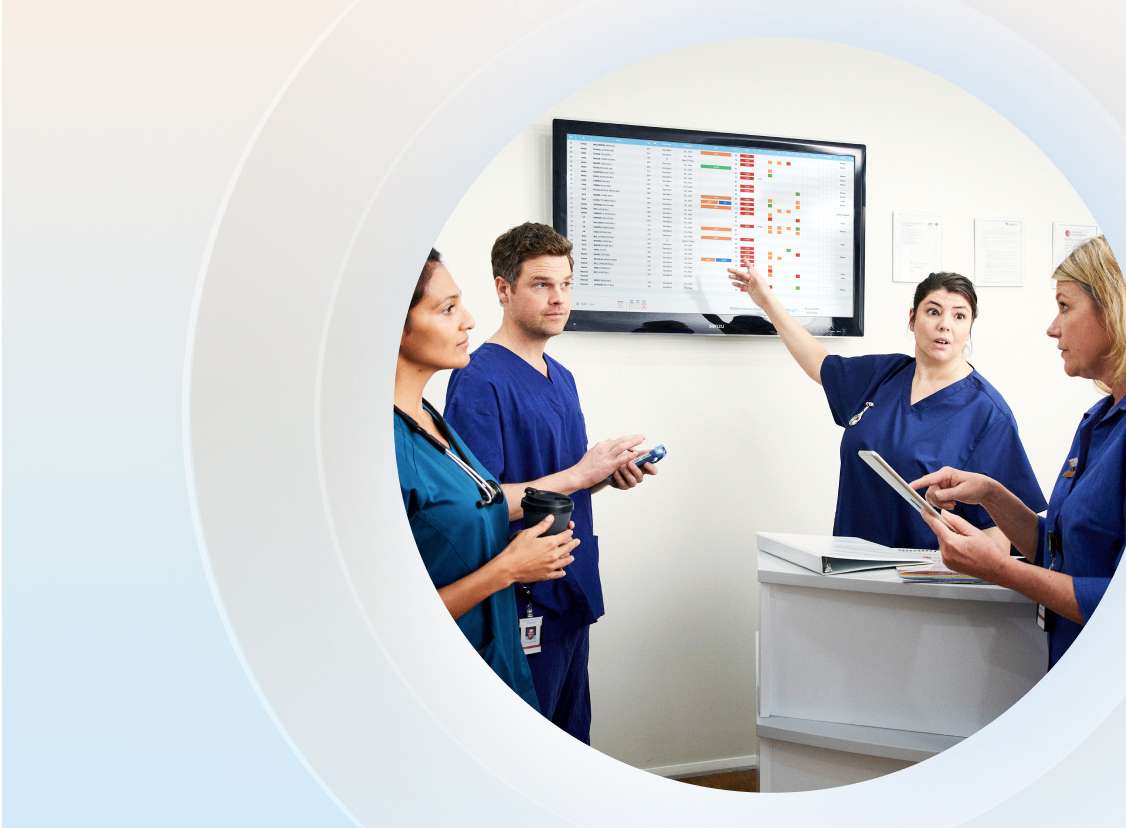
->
[394,401,505,508]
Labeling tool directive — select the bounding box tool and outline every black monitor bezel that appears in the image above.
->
[552,118,866,336]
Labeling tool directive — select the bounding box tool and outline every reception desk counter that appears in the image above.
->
[756,541,1047,792]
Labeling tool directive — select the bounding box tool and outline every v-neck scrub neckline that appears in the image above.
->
[905,368,977,411]
[485,342,553,384]
[445,343,604,626]
[821,353,1047,550]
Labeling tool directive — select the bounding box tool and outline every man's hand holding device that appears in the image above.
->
[586,443,666,493]
[608,443,665,490]
[573,434,645,489]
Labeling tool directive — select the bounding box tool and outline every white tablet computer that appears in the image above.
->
[858,450,956,530]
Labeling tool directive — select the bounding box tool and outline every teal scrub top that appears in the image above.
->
[394,403,539,710]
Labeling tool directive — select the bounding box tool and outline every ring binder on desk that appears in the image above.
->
[757,532,932,575]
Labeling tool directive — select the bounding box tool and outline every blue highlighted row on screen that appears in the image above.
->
[567,133,854,164]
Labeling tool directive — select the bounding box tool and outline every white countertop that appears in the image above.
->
[757,545,1036,605]
[756,714,963,762]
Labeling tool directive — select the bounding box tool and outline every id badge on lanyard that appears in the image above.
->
[518,585,543,655]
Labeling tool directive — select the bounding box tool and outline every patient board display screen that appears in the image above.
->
[552,120,866,335]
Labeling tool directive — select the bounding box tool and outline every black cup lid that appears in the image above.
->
[521,488,574,511]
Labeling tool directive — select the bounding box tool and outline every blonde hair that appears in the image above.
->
[1053,235,1126,389]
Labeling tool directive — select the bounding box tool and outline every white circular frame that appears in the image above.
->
[187,1,1126,825]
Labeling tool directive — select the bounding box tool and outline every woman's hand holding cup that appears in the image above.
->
[498,517,579,584]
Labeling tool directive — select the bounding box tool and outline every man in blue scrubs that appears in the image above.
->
[445,222,656,743]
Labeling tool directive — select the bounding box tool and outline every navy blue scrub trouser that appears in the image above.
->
[526,618,591,744]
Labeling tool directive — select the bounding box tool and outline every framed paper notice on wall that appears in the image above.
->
[1052,222,1099,270]
[973,218,1023,287]
[892,211,943,283]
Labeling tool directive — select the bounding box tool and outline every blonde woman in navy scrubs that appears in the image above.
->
[728,265,1046,550]
[394,249,581,707]
[913,237,1125,668]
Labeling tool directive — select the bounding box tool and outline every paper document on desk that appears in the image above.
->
[757,533,932,575]
[897,560,984,584]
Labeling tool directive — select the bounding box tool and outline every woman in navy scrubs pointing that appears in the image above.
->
[913,237,1124,667]
[728,265,1046,550]
[394,249,580,706]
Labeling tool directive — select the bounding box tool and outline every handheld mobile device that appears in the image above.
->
[590,444,668,493]
[857,450,956,531]
[634,444,667,467]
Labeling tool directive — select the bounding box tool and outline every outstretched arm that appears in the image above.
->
[728,266,827,383]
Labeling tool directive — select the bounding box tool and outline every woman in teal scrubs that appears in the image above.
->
[913,237,1125,668]
[395,249,580,707]
[727,265,1045,550]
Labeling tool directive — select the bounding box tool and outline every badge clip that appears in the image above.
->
[849,402,875,426]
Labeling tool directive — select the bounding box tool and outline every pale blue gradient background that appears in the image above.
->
[7,1,1126,826]
[5,3,361,825]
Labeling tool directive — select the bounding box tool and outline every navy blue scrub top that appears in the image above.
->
[1037,393,1126,668]
[394,402,539,710]
[822,354,1047,549]
[445,344,603,628]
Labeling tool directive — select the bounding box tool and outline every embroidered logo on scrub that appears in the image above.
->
[1062,457,1078,479]
[848,401,874,426]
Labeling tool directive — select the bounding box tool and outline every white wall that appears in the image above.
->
[434,38,1101,772]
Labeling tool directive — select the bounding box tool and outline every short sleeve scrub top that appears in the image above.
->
[1036,393,1126,667]
[821,354,1047,549]
[394,402,538,709]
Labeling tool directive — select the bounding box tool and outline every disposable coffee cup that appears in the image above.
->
[520,488,574,537]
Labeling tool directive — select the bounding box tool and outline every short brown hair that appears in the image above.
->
[491,222,573,286]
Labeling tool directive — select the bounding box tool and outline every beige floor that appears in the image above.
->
[675,769,759,793]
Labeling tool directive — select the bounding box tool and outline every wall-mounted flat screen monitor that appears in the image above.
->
[552,119,866,335]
